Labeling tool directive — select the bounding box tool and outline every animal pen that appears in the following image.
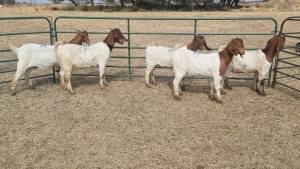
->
[0,16,299,95]
[272,16,300,93]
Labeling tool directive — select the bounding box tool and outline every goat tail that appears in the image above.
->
[8,43,18,54]
[54,40,65,51]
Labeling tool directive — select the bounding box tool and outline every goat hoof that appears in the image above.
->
[29,86,35,90]
[209,94,215,101]
[152,82,157,85]
[173,94,181,100]
[216,99,223,104]
[260,92,266,97]
[225,86,232,90]
[10,91,16,96]
[145,83,151,88]
[179,91,183,95]
[220,90,226,95]
[181,84,186,91]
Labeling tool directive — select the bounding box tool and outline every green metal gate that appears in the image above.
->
[1,16,278,87]
[54,16,277,83]
[0,16,54,85]
[272,16,300,93]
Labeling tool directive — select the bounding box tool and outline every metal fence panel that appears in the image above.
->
[272,16,300,93]
[0,16,54,85]
[53,16,277,84]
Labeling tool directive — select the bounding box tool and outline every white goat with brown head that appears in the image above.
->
[172,38,245,103]
[8,30,90,95]
[221,33,286,96]
[145,34,211,88]
[56,28,128,94]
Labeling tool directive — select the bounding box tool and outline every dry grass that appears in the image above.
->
[0,5,300,169]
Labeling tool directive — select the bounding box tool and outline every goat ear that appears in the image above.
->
[276,38,285,51]
[107,31,115,46]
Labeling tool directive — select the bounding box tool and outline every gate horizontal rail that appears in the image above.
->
[54,16,277,85]
[1,16,278,88]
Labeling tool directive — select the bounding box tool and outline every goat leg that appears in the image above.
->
[259,79,266,96]
[25,67,34,90]
[223,78,232,90]
[103,74,108,86]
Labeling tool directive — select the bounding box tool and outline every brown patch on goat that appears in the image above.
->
[262,33,286,63]
[218,38,245,76]
[103,28,128,51]
[187,35,212,51]
[68,30,91,45]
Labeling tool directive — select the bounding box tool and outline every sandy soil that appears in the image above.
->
[0,5,300,169]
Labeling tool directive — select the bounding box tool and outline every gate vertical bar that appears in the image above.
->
[48,16,56,83]
[127,18,131,76]
[194,19,197,36]
[268,19,278,86]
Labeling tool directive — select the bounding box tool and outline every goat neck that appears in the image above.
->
[103,31,116,52]
[262,34,285,63]
[68,34,83,45]
[218,45,235,76]
[187,36,212,51]
[187,40,199,51]
[68,31,90,45]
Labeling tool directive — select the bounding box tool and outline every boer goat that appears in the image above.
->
[222,33,286,96]
[56,28,128,94]
[172,38,245,103]
[145,35,211,88]
[9,30,90,95]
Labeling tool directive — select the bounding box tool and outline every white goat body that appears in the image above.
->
[56,28,128,94]
[146,46,174,67]
[10,43,57,68]
[222,34,286,96]
[9,43,57,95]
[229,50,271,73]
[172,46,221,77]
[56,42,110,93]
[144,35,212,88]
[172,46,223,102]
[172,38,245,102]
[57,43,110,68]
[222,49,272,94]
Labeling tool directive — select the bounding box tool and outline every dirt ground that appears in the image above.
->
[0,5,300,169]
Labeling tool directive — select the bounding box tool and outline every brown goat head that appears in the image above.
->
[187,34,212,51]
[103,28,128,51]
[69,30,91,45]
[265,33,286,52]
[79,30,91,45]
[228,38,245,57]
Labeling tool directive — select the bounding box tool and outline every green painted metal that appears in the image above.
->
[272,16,300,93]
[1,16,278,86]
[53,16,277,82]
[0,16,53,84]
[127,19,131,76]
